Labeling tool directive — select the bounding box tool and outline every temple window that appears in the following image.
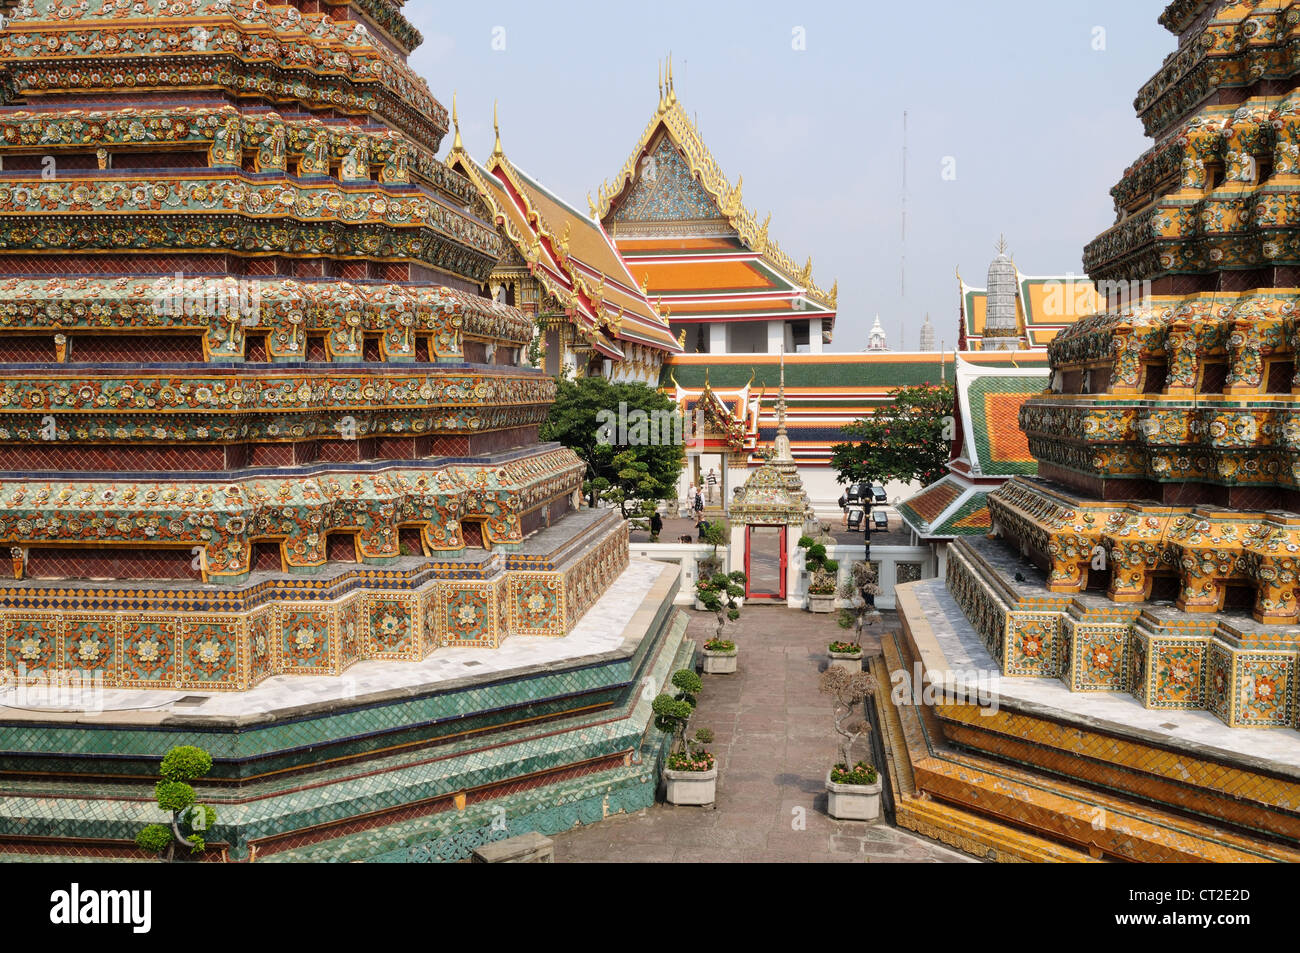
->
[1142,361,1168,394]
[251,541,284,573]
[1088,363,1112,393]
[245,334,268,363]
[326,532,358,564]
[1266,357,1294,394]
[398,527,426,558]
[462,519,488,550]
[1256,154,1273,185]
[1199,360,1229,393]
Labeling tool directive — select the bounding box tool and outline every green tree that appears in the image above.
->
[652,669,712,764]
[540,375,686,519]
[830,381,955,487]
[135,745,217,861]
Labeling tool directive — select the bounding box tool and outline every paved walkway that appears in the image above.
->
[551,604,975,863]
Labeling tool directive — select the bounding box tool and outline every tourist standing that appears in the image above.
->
[706,468,718,505]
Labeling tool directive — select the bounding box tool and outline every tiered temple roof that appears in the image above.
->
[897,356,1048,541]
[664,350,1046,468]
[595,63,836,344]
[448,107,679,381]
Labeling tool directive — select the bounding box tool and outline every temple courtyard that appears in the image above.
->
[550,604,973,863]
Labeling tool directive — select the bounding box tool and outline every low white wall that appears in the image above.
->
[628,541,934,610]
[629,543,732,605]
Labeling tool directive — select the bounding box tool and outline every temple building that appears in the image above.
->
[896,355,1049,573]
[594,61,837,357]
[447,105,681,385]
[884,0,1300,862]
[0,0,690,862]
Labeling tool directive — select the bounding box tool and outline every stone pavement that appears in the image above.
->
[551,604,976,863]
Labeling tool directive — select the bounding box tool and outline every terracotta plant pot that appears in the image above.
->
[825,770,882,821]
[663,764,717,806]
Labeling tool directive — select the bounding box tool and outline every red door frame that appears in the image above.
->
[744,525,787,600]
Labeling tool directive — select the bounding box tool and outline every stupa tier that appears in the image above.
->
[959,1,1300,727]
[0,0,620,690]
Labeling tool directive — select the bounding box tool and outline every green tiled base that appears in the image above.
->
[0,562,692,861]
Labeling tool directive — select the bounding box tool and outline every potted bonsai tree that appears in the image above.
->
[829,561,882,670]
[135,745,219,861]
[653,669,717,805]
[798,534,840,613]
[696,569,746,673]
[694,518,729,581]
[818,666,882,821]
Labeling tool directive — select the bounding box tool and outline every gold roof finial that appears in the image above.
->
[667,53,677,105]
[829,280,838,308]
[588,192,597,217]
[657,61,666,114]
[491,100,503,159]
[451,91,464,154]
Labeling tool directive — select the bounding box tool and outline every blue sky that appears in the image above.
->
[404,1,1174,352]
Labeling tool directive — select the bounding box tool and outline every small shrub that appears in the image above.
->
[830,761,878,785]
[137,745,217,861]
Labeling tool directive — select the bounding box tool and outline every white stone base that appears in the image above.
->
[825,771,882,821]
[828,652,863,673]
[664,765,718,806]
[701,650,738,674]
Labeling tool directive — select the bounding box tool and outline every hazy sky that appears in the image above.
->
[404,1,1174,352]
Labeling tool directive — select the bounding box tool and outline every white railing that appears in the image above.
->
[805,544,937,610]
[629,543,732,605]
[628,541,934,610]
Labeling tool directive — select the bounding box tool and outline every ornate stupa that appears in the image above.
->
[866,315,888,351]
[0,0,625,681]
[981,237,1021,350]
[0,0,685,862]
[885,1,1300,862]
[918,313,936,352]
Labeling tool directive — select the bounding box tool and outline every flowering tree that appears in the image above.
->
[830,381,955,487]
